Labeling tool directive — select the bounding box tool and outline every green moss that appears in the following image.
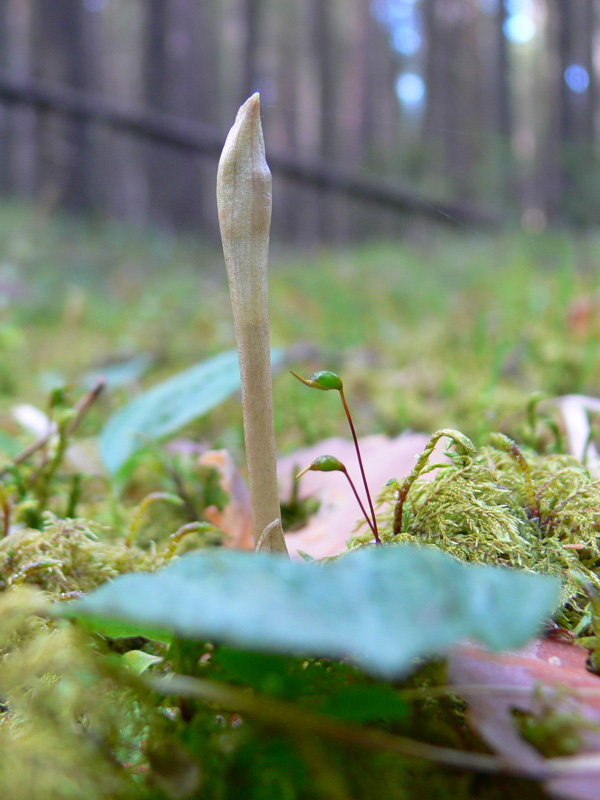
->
[0,515,160,598]
[0,590,152,800]
[353,430,600,631]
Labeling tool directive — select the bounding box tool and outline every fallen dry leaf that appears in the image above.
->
[199,449,253,550]
[552,394,600,476]
[568,293,600,339]
[201,433,436,558]
[277,432,433,559]
[448,639,600,800]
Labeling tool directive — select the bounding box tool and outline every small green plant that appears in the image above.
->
[217,94,287,556]
[390,428,476,536]
[292,370,381,543]
[0,381,105,532]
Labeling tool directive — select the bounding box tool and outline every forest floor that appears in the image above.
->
[2,201,600,799]
[2,201,600,453]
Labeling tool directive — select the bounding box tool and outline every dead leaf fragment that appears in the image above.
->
[277,433,433,559]
[204,433,443,558]
[199,450,253,550]
[448,639,600,800]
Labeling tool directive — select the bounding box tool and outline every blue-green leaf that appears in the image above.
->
[100,348,283,474]
[61,545,559,679]
[82,352,154,391]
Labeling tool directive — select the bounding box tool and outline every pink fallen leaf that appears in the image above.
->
[277,432,433,559]
[200,433,436,558]
[448,639,600,799]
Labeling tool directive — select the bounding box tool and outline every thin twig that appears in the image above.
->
[0,379,106,479]
[146,673,545,778]
[1,495,10,538]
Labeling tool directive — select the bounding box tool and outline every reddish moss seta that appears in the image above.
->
[296,455,379,540]
[292,370,381,544]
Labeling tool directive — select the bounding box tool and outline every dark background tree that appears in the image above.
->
[32,0,94,212]
[0,0,597,240]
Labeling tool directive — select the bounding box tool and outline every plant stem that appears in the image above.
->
[217,93,287,555]
[339,388,380,543]
[147,672,542,778]
[393,429,476,535]
[342,469,377,539]
[491,434,540,522]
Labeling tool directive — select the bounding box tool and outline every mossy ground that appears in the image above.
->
[1,201,600,797]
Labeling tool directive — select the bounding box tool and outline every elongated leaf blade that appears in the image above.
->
[62,545,559,678]
[100,348,283,473]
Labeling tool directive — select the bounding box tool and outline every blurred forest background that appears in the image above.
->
[0,0,598,242]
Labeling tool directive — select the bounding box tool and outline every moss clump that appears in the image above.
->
[0,589,154,800]
[0,514,162,598]
[352,430,600,630]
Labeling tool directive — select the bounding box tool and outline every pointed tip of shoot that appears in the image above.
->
[290,370,343,391]
[219,92,265,174]
[217,93,271,264]
[237,92,261,123]
[296,455,347,479]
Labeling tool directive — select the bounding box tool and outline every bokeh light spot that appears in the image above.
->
[392,25,421,56]
[564,64,590,94]
[396,73,425,107]
[503,14,536,44]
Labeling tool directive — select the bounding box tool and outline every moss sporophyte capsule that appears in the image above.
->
[290,370,344,391]
[291,364,382,546]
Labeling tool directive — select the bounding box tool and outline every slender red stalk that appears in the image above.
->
[339,388,381,544]
[341,469,378,539]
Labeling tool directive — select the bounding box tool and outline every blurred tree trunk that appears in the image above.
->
[312,0,336,160]
[344,0,370,164]
[144,0,217,231]
[4,0,36,197]
[494,0,512,209]
[311,0,338,239]
[196,0,221,236]
[0,2,9,192]
[143,0,168,225]
[423,0,446,179]
[196,0,221,128]
[495,0,511,139]
[581,0,595,143]
[80,6,104,213]
[286,0,320,244]
[271,1,301,241]
[570,0,594,144]
[32,0,92,212]
[240,0,262,101]
[344,0,399,238]
[366,14,399,165]
[144,0,168,116]
[546,0,596,223]
[423,0,483,200]
[101,0,146,226]
[557,1,572,146]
